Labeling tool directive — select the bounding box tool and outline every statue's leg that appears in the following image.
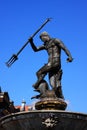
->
[49,72,56,90]
[33,63,54,89]
[55,69,64,99]
[49,67,61,90]
[33,64,48,89]
[33,62,61,89]
[49,69,64,99]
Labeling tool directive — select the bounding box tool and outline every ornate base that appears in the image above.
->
[35,90,67,110]
[35,98,67,110]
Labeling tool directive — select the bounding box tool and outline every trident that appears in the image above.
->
[6,18,51,67]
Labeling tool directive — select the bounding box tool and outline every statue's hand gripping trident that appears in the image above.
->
[6,18,52,67]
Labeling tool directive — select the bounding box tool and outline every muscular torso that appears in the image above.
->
[44,39,61,66]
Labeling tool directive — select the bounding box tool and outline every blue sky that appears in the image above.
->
[0,0,87,113]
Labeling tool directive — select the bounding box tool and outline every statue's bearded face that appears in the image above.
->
[40,35,50,42]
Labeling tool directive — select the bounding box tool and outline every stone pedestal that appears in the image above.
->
[35,90,67,110]
[35,98,67,110]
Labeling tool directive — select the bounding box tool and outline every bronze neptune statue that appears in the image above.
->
[6,19,73,106]
[29,32,73,99]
